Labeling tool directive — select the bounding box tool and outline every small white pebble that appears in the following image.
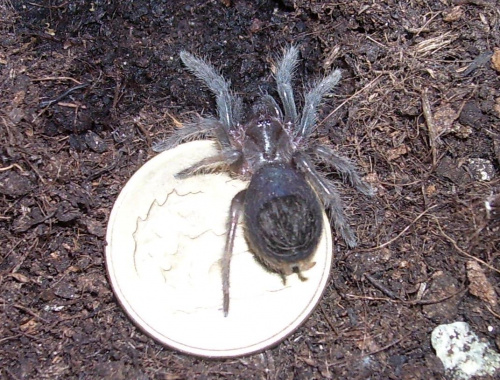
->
[467,158,495,181]
[431,321,500,379]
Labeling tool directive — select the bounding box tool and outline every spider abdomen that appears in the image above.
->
[244,162,323,276]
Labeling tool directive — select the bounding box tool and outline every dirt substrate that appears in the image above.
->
[1,1,500,379]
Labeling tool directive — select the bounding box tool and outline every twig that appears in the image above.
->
[364,273,466,305]
[405,287,466,306]
[0,298,51,323]
[27,1,68,9]
[4,368,22,380]
[32,76,82,84]
[23,158,46,184]
[320,74,383,129]
[39,83,89,108]
[421,88,437,167]
[86,150,123,181]
[56,102,87,109]
[346,294,396,302]
[134,118,152,147]
[111,77,123,112]
[432,217,500,275]
[361,204,438,251]
[0,163,26,173]
[412,32,455,57]
[13,209,56,233]
[487,306,500,319]
[0,334,23,344]
[346,287,466,306]
[12,303,50,323]
[11,239,38,272]
[319,304,339,335]
[164,110,183,128]
[364,273,401,300]
[405,11,442,37]
[366,336,405,356]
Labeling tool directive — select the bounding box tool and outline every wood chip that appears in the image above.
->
[492,48,500,72]
[9,272,30,283]
[467,260,498,307]
[433,104,459,137]
[20,319,39,333]
[387,145,409,161]
[443,6,463,22]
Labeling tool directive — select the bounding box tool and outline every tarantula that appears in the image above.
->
[154,47,373,316]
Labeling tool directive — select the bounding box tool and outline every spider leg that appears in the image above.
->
[310,145,374,196]
[180,51,242,130]
[298,69,341,138]
[153,117,230,152]
[176,149,242,178]
[275,46,299,123]
[222,189,246,316]
[253,94,283,120]
[293,151,357,248]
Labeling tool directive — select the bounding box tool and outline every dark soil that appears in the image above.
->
[1,0,500,379]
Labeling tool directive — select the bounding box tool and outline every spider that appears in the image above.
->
[154,47,374,316]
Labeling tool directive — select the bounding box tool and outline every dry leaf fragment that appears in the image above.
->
[494,97,500,119]
[433,104,460,137]
[387,145,409,161]
[20,318,39,333]
[9,272,30,283]
[443,6,463,23]
[425,184,437,197]
[467,260,498,307]
[492,49,500,72]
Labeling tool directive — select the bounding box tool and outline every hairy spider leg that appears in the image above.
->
[175,149,242,178]
[311,145,374,196]
[298,69,341,139]
[275,46,299,123]
[180,51,242,132]
[153,118,230,152]
[222,189,247,316]
[293,152,357,248]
